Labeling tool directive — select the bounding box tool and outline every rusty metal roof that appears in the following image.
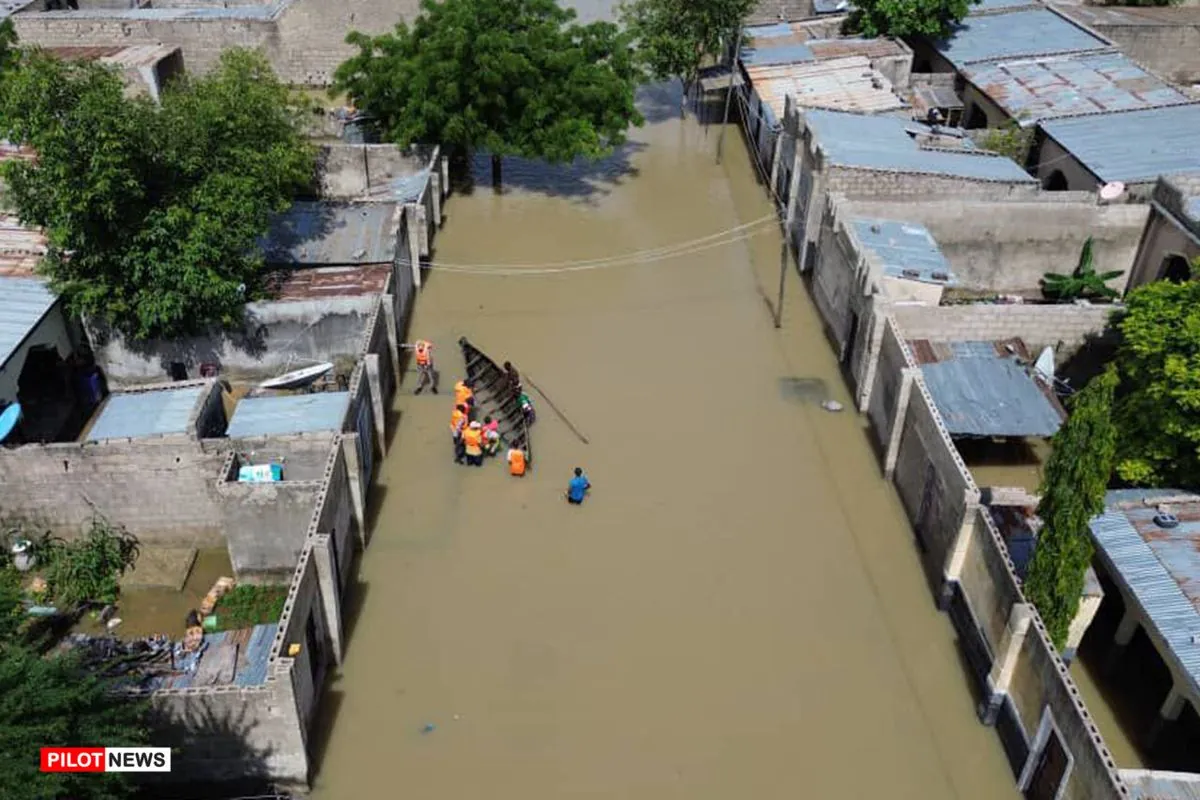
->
[963,52,1190,125]
[265,265,391,301]
[1091,493,1200,703]
[0,216,48,278]
[742,20,906,67]
[747,57,906,119]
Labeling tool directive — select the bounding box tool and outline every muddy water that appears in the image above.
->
[310,84,1018,799]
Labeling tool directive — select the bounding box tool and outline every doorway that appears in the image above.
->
[1163,254,1193,283]
[1021,708,1073,800]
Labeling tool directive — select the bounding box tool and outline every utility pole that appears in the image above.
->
[715,24,742,165]
[774,227,788,329]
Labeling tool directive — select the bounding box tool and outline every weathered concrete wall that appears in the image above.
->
[1084,20,1200,85]
[889,302,1119,361]
[1034,134,1101,193]
[140,661,308,789]
[1129,206,1200,290]
[824,165,1043,202]
[317,144,438,199]
[811,214,860,353]
[864,316,913,447]
[305,436,355,590]
[892,375,979,580]
[216,454,324,582]
[842,198,1148,294]
[270,545,333,734]
[90,296,377,385]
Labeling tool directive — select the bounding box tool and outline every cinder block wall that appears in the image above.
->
[842,199,1149,294]
[270,548,332,734]
[305,438,355,588]
[889,303,1119,361]
[812,218,857,351]
[865,316,913,447]
[216,471,324,582]
[825,167,1043,202]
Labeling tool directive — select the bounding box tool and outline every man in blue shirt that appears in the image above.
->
[566,467,591,505]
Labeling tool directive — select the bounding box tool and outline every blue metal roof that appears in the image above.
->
[934,9,1109,68]
[970,0,1038,11]
[851,218,956,285]
[87,386,204,441]
[261,202,398,266]
[804,109,1036,181]
[1120,769,1200,800]
[920,342,1063,437]
[226,392,350,438]
[812,0,851,13]
[963,52,1189,125]
[1039,104,1200,184]
[1090,494,1200,700]
[742,42,815,67]
[0,277,58,372]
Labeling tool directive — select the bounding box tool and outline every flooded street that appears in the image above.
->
[309,84,1018,799]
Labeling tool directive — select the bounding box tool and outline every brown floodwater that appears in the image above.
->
[309,84,1019,799]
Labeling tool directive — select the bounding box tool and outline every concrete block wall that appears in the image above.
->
[865,316,914,447]
[91,295,378,384]
[889,303,1120,361]
[10,10,283,78]
[269,546,332,733]
[137,663,308,789]
[841,198,1148,295]
[959,509,1023,656]
[811,217,859,353]
[824,166,1043,202]
[221,432,338,481]
[215,452,324,582]
[892,375,980,579]
[304,437,355,590]
[1085,21,1200,85]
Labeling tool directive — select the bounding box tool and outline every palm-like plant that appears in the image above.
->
[1042,237,1124,301]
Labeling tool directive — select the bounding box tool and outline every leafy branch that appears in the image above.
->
[1041,237,1123,301]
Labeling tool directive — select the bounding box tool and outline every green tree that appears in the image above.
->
[334,0,643,188]
[0,48,314,340]
[0,646,148,800]
[847,0,977,37]
[0,19,18,75]
[1024,366,1118,648]
[619,0,754,115]
[1041,237,1124,302]
[1113,261,1200,486]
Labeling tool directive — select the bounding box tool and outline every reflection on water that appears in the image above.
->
[309,82,1018,799]
[958,437,1051,494]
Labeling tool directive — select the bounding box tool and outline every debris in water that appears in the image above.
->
[105,617,122,630]
[422,723,436,734]
[822,400,844,412]
[453,714,462,720]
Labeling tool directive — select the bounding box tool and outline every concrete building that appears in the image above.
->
[1128,173,1200,289]
[1033,103,1200,193]
[8,0,420,87]
[45,44,185,101]
[958,51,1191,131]
[776,102,1039,274]
[1059,5,1200,87]
[1089,491,1200,784]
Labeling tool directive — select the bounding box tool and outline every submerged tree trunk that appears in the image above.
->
[491,154,503,191]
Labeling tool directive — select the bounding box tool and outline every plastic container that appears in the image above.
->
[202,615,219,631]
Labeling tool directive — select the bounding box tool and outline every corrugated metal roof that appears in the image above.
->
[87,386,205,441]
[261,202,399,266]
[918,341,1064,437]
[934,9,1110,68]
[851,218,956,284]
[963,52,1190,125]
[748,57,906,118]
[1120,769,1200,800]
[742,21,905,67]
[225,392,349,438]
[812,0,850,13]
[363,169,431,204]
[970,0,1038,11]
[1038,103,1200,184]
[0,277,58,371]
[1091,495,1200,701]
[804,109,1037,181]
[0,0,34,19]
[265,265,391,301]
[33,0,286,20]
[0,218,48,277]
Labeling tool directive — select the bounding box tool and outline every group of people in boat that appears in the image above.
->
[403,339,533,476]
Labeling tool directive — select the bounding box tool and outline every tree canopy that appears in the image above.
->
[333,0,643,185]
[1024,366,1119,648]
[0,645,148,800]
[847,0,977,38]
[619,0,754,108]
[1113,261,1200,487]
[0,48,315,340]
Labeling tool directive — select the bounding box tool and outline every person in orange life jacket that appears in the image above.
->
[507,445,527,477]
[482,415,501,456]
[450,404,468,464]
[401,339,439,394]
[462,420,485,467]
[454,379,475,412]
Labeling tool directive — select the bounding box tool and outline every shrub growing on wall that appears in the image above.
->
[1024,366,1118,648]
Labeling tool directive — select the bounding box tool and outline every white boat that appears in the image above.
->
[1034,347,1055,382]
[257,362,334,391]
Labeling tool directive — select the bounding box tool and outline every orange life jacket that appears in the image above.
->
[450,408,466,436]
[462,427,483,454]
[454,381,473,407]
[415,340,432,366]
[508,449,526,476]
